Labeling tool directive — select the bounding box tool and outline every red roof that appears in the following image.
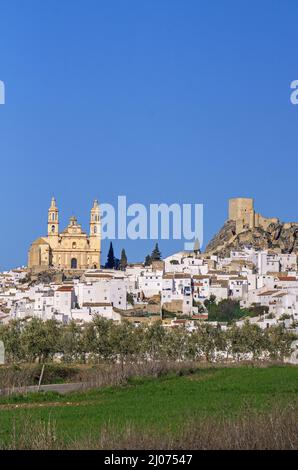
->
[56,286,73,292]
[257,290,276,296]
[82,302,111,307]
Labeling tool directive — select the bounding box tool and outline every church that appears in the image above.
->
[28,198,101,271]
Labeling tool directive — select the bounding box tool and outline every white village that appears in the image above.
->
[1,197,298,356]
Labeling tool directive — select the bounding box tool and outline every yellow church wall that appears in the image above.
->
[28,198,101,271]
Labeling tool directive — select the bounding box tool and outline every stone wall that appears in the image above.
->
[229,198,279,234]
[162,300,183,313]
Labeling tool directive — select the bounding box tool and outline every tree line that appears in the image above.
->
[0,317,295,365]
[104,242,161,269]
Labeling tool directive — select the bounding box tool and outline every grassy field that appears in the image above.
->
[0,364,297,448]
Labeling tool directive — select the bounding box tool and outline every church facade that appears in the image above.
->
[28,198,101,271]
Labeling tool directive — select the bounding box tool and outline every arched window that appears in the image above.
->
[72,242,76,249]
[52,213,55,221]
[51,225,55,233]
[94,226,97,234]
[71,258,77,269]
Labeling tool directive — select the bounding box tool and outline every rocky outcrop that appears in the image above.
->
[27,269,65,286]
[25,268,85,286]
[205,220,298,257]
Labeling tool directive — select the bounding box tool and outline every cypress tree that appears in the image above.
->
[151,243,161,261]
[144,254,152,266]
[120,249,128,270]
[105,242,116,269]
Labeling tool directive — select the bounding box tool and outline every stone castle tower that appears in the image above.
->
[228,197,279,234]
[28,198,101,272]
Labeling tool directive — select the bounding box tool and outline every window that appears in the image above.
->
[51,225,55,233]
[94,226,97,234]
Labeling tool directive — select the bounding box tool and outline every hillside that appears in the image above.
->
[205,220,298,257]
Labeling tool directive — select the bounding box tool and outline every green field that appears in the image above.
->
[0,365,297,447]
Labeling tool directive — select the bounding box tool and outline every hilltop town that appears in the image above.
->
[0,197,297,337]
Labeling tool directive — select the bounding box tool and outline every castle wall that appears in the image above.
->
[229,198,255,234]
[257,214,279,230]
[229,198,254,222]
[229,198,279,234]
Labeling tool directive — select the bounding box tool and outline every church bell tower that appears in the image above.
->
[48,197,59,237]
[89,199,101,267]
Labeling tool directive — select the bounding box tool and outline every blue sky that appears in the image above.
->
[1,0,298,269]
